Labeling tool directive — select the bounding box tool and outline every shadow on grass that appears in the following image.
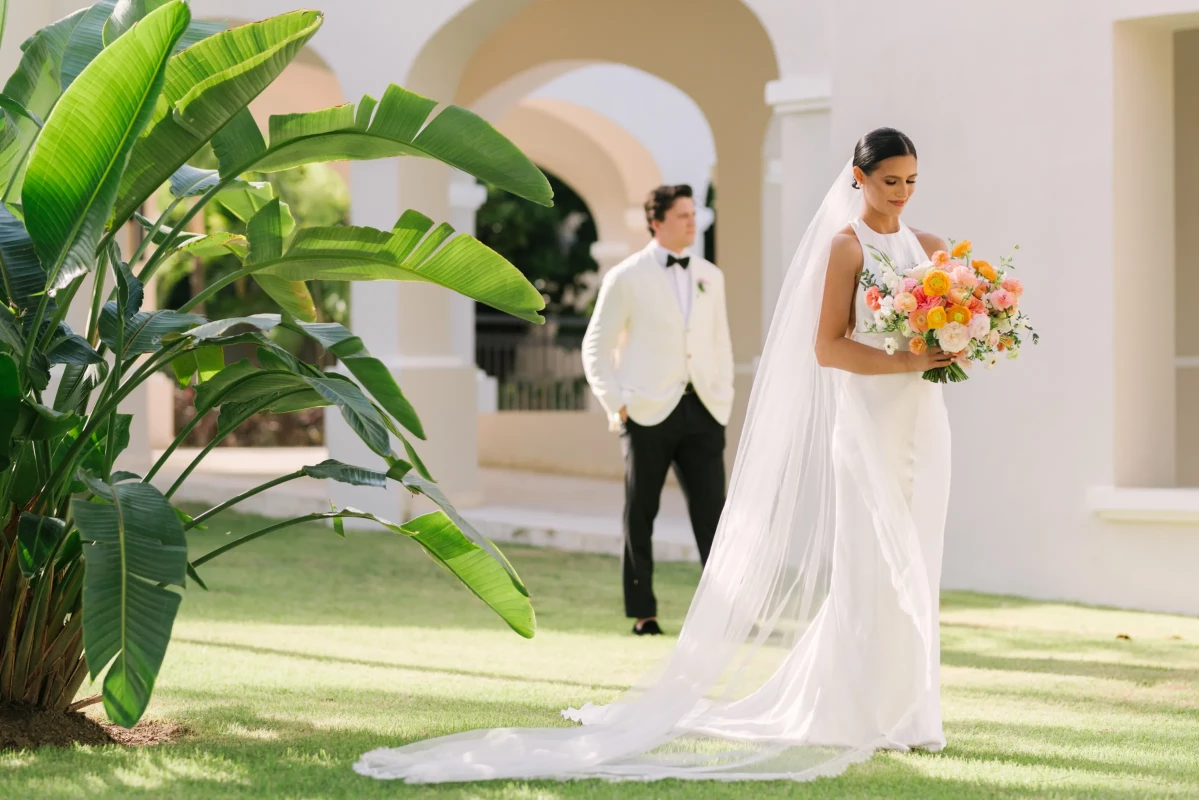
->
[172,637,632,692]
[4,697,1186,800]
[941,647,1199,686]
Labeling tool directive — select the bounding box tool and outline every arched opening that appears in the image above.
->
[394,0,777,481]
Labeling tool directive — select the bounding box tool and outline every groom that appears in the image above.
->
[582,184,735,636]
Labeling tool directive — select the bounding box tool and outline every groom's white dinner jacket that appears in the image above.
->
[582,241,735,432]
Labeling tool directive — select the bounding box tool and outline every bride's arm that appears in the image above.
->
[814,234,955,375]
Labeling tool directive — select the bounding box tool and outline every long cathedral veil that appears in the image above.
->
[354,161,936,783]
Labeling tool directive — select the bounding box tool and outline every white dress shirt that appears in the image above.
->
[649,240,692,324]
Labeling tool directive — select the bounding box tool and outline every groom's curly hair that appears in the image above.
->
[644,184,693,236]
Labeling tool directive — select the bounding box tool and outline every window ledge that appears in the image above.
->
[1087,486,1199,524]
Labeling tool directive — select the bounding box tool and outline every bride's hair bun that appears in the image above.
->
[852,127,917,188]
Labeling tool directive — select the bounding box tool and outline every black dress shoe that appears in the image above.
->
[633,619,663,636]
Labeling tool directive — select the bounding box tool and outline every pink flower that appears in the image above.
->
[951,265,979,289]
[987,330,1001,348]
[1002,277,1024,297]
[988,289,1015,310]
[913,286,944,311]
[967,312,990,340]
[902,277,919,293]
[894,292,918,313]
[864,286,882,311]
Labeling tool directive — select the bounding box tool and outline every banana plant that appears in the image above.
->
[0,1,551,729]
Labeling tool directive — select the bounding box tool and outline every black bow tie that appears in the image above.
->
[666,255,690,269]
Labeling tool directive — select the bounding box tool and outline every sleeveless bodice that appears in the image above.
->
[848,219,928,351]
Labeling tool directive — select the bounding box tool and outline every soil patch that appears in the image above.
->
[0,703,185,751]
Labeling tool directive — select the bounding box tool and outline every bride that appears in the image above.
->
[355,128,962,783]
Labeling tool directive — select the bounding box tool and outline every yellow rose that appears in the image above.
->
[922,270,952,298]
[926,306,947,330]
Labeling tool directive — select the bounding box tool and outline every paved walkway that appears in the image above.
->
[156,448,700,562]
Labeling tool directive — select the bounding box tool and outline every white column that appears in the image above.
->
[327,161,406,522]
[763,75,834,344]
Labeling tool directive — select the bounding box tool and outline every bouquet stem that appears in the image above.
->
[922,362,969,384]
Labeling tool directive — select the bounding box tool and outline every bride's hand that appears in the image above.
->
[908,345,957,372]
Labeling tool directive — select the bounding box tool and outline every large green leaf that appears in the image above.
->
[288,320,424,439]
[343,508,534,638]
[0,353,18,470]
[0,9,87,200]
[60,1,117,90]
[98,305,205,357]
[235,84,553,208]
[54,360,108,413]
[251,211,545,323]
[111,10,322,226]
[104,0,226,52]
[23,1,189,291]
[245,198,315,321]
[73,480,187,727]
[0,203,45,309]
[299,459,387,487]
[16,512,67,578]
[304,375,390,456]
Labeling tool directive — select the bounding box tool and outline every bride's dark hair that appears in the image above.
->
[852,127,916,188]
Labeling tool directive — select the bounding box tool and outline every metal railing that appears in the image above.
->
[476,314,591,411]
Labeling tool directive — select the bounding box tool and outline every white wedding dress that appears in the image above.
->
[355,164,951,783]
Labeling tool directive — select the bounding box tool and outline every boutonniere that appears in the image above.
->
[697,279,708,294]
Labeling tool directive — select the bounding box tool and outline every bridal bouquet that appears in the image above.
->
[859,239,1038,383]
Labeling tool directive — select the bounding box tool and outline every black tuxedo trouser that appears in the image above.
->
[621,391,726,619]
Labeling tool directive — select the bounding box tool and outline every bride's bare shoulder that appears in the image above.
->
[909,227,949,259]
[828,226,862,273]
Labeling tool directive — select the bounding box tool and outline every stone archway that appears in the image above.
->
[379,0,782,495]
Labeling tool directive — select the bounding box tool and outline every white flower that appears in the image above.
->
[934,321,971,353]
[986,330,1001,348]
[873,309,890,326]
[905,260,933,281]
[899,320,912,337]
[986,355,1000,369]
[996,315,1014,334]
[884,337,898,355]
[879,295,895,311]
[1007,349,1020,360]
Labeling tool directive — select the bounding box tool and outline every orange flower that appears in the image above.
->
[973,284,987,300]
[948,287,971,306]
[932,250,950,268]
[998,335,1015,351]
[922,269,951,298]
[909,309,930,334]
[926,306,947,330]
[951,240,972,259]
[947,304,973,326]
[974,259,997,282]
[967,297,987,317]
[909,336,928,355]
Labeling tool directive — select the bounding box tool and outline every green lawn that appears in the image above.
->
[2,508,1198,798]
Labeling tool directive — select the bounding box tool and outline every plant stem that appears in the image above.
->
[164,393,305,499]
[177,263,258,315]
[136,175,238,286]
[18,289,51,390]
[86,263,108,349]
[185,471,304,531]
[34,273,86,352]
[192,512,338,568]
